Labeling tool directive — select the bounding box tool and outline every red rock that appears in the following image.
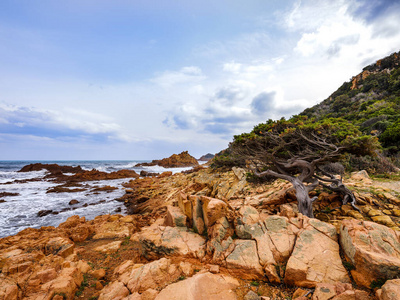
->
[90,268,106,279]
[137,151,199,168]
[0,276,18,300]
[123,258,181,293]
[340,219,400,288]
[45,237,75,258]
[155,272,239,300]
[226,240,264,280]
[164,205,187,227]
[201,196,228,228]
[98,281,129,300]
[284,218,350,288]
[377,279,400,300]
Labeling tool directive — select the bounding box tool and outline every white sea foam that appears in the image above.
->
[141,165,193,174]
[0,170,48,184]
[0,174,127,238]
[0,160,200,238]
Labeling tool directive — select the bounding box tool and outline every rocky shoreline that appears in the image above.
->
[1,166,400,299]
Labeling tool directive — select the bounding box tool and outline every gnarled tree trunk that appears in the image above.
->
[253,168,318,218]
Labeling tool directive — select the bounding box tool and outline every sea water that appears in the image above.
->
[0,160,194,238]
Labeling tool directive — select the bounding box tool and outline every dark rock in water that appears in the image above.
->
[0,200,5,203]
[92,185,118,192]
[137,151,199,168]
[47,186,86,193]
[19,163,84,174]
[51,211,59,215]
[69,199,79,205]
[37,210,53,217]
[66,169,139,182]
[140,170,159,177]
[198,153,215,161]
[115,207,122,213]
[0,192,19,197]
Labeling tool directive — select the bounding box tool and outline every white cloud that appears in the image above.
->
[285,0,400,64]
[223,62,242,74]
[150,66,206,88]
[0,103,131,141]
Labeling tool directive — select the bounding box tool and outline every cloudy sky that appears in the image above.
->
[1,0,399,160]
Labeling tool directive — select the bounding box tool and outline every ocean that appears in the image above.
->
[0,160,194,238]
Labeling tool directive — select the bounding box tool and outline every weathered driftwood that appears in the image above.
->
[314,167,360,212]
[252,162,318,218]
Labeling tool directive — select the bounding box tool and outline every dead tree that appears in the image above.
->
[314,166,360,212]
[218,117,380,218]
[241,130,345,217]
[233,128,354,218]
[252,162,319,217]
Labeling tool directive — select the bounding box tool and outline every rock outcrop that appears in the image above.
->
[18,163,84,175]
[3,166,400,299]
[137,151,199,168]
[377,279,400,300]
[198,153,215,161]
[340,219,400,288]
[155,272,239,300]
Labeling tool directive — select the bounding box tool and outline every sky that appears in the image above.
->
[1,0,400,160]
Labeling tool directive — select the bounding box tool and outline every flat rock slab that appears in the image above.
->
[131,222,206,259]
[340,219,400,288]
[155,272,239,300]
[93,221,134,239]
[285,220,350,288]
[94,241,122,253]
[122,258,181,294]
[226,239,264,279]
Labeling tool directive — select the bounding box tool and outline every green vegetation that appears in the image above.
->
[370,278,387,289]
[122,236,131,246]
[300,51,400,163]
[213,51,400,174]
[75,274,89,297]
[250,280,260,286]
[213,116,380,171]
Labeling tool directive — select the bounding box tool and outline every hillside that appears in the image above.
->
[213,50,400,174]
[300,51,400,156]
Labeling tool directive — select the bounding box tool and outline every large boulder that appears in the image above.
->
[235,215,297,283]
[284,218,350,288]
[164,205,187,227]
[155,272,239,300]
[45,237,75,258]
[93,219,134,239]
[40,267,83,300]
[226,239,264,279]
[98,281,130,300]
[177,194,231,235]
[340,219,400,288]
[201,196,228,228]
[118,258,181,294]
[206,217,235,262]
[131,221,206,259]
[377,279,400,300]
